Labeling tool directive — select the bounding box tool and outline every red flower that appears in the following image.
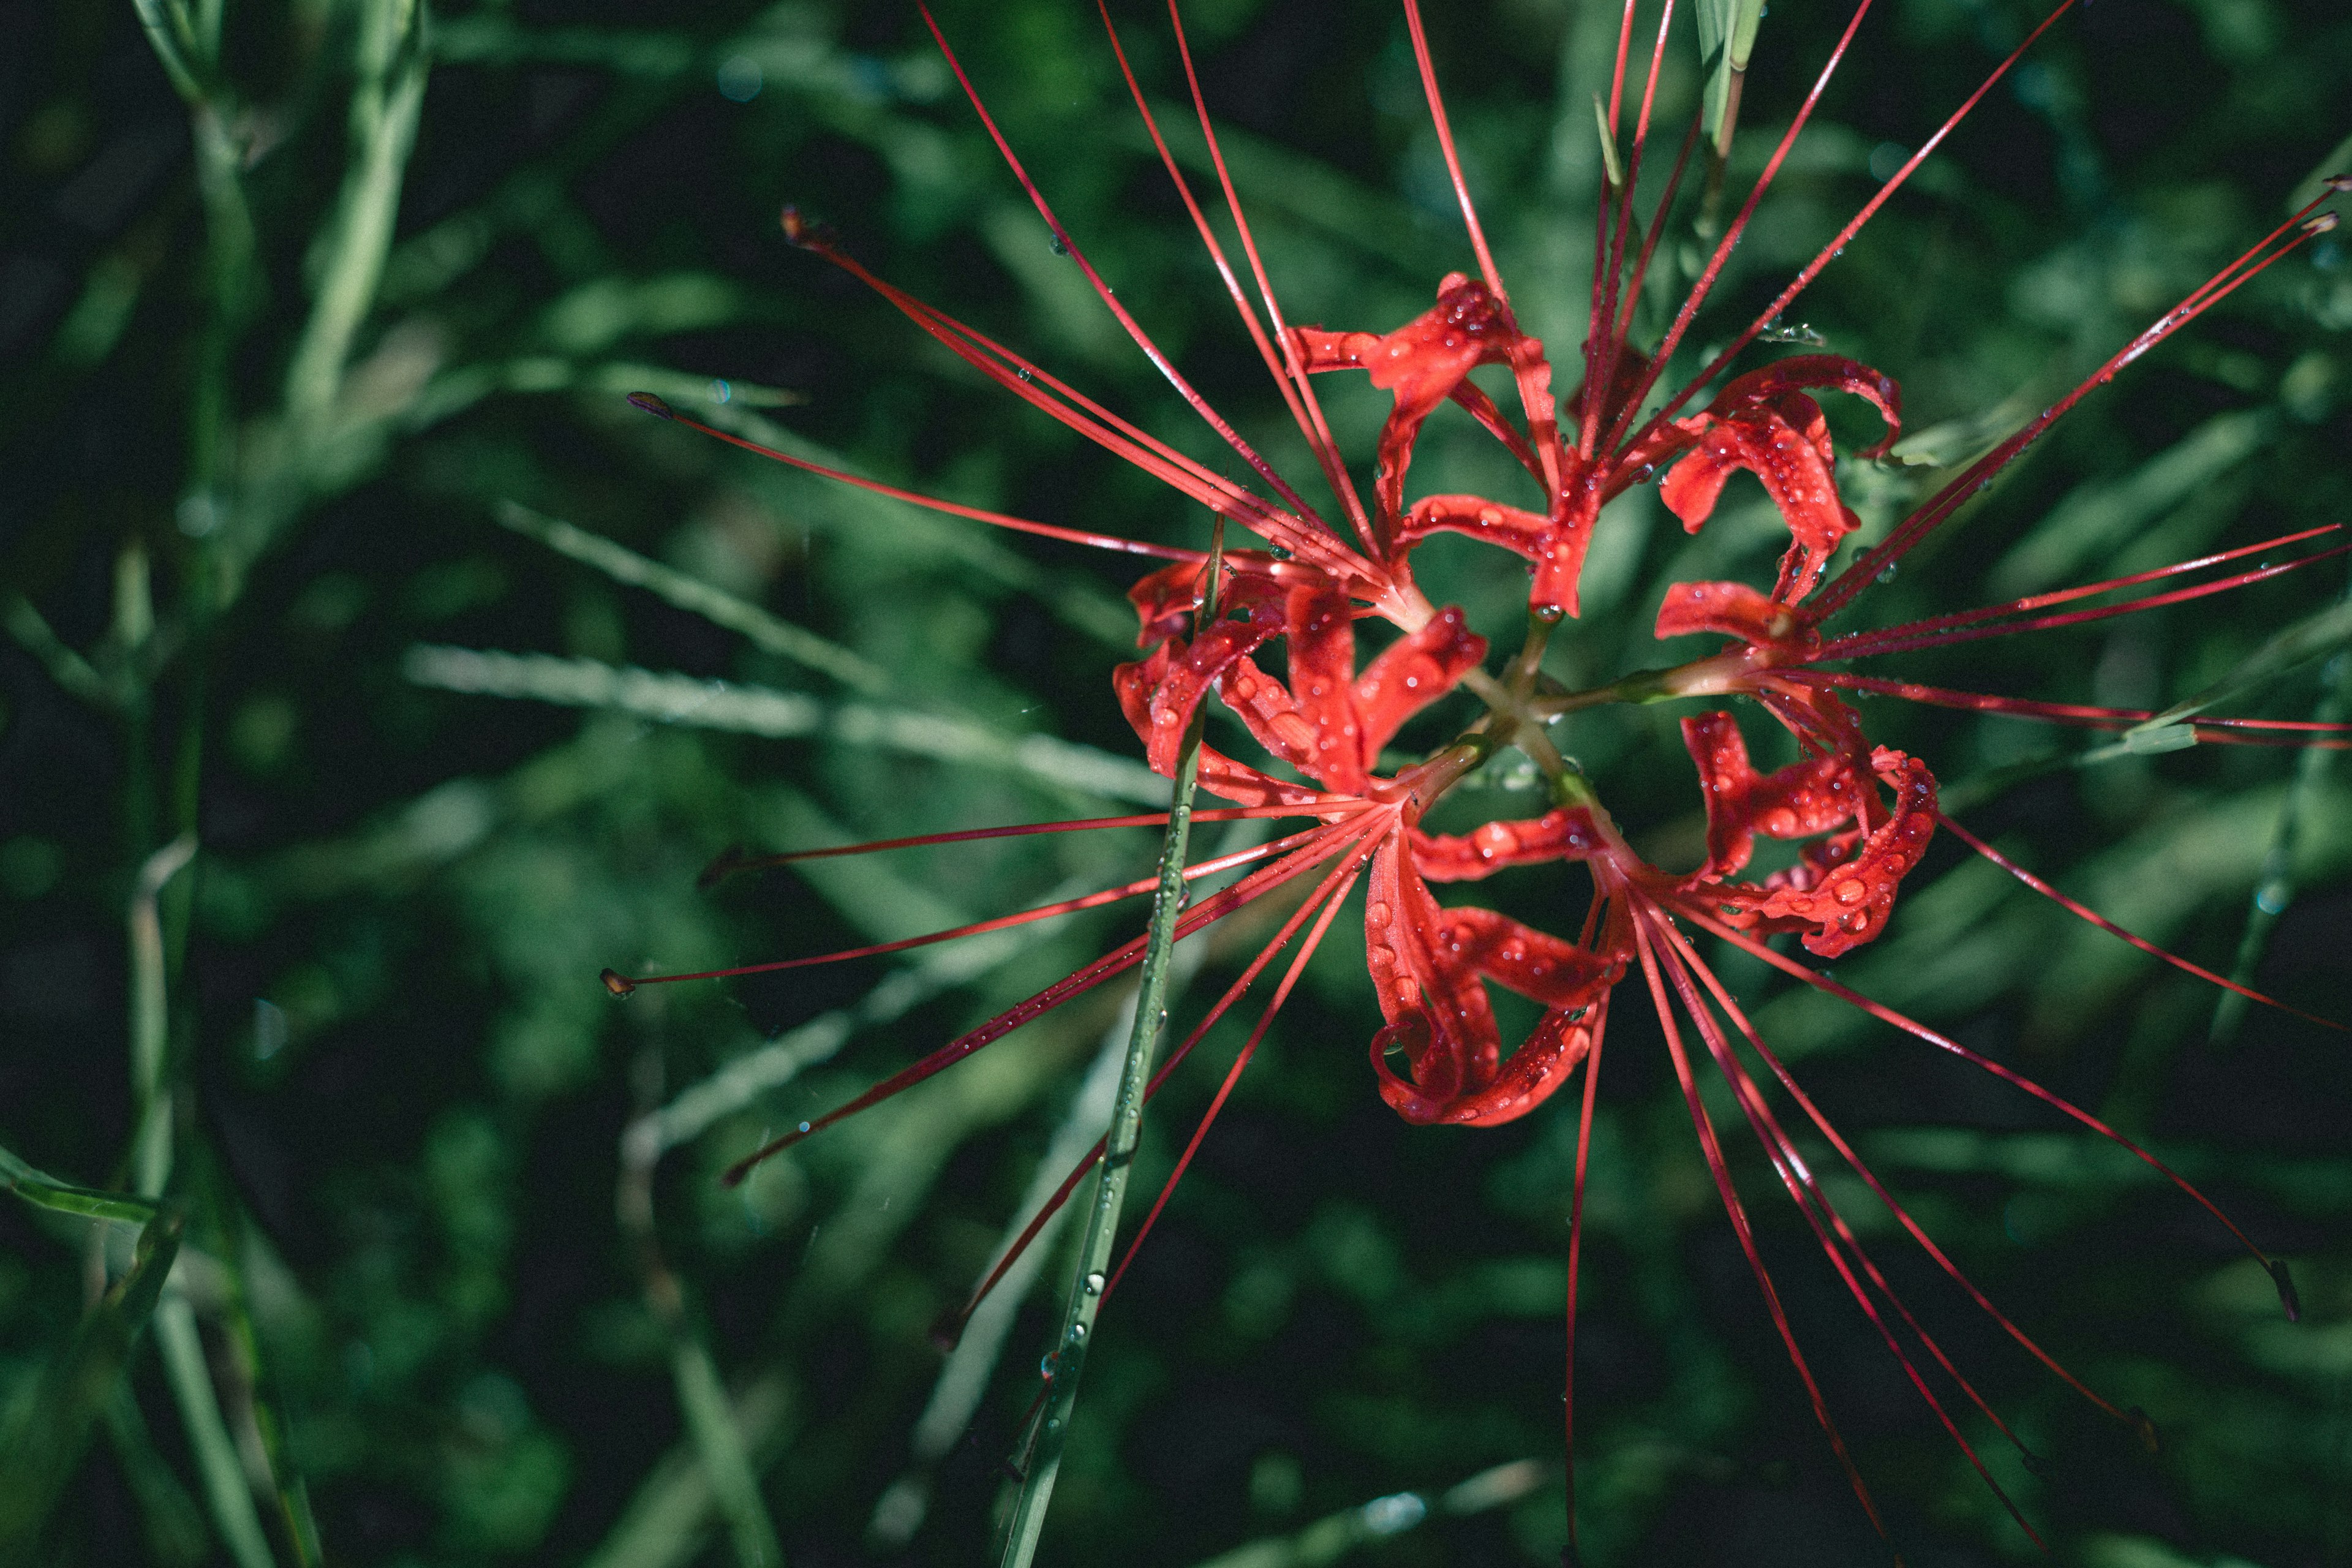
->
[610,0,2350,1551]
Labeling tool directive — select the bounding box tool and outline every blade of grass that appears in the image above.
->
[495,502,889,695]
[2212,598,2352,1046]
[0,1206,183,1566]
[401,646,1170,804]
[281,0,429,425]
[1183,1457,1551,1568]
[997,526,1223,1566]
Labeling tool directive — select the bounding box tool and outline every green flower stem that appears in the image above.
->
[997,530,1225,1567]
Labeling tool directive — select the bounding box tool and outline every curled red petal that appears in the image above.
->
[1658,403,1860,600]
[1695,747,1939,958]
[1654,579,1815,647]
[1353,605,1487,760]
[1290,273,1535,542]
[1414,807,1605,882]
[1680,711,1860,878]
[1112,644,1335,809]
[1706,353,1903,458]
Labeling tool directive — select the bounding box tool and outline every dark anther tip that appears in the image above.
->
[600,968,638,998]
[626,391,677,420]
[2127,1406,2162,1455]
[718,1159,752,1189]
[2271,1259,2303,1322]
[697,844,749,891]
[778,205,832,248]
[2020,1448,2053,1479]
[927,1310,967,1354]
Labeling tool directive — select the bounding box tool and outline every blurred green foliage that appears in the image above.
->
[2,0,2349,1564]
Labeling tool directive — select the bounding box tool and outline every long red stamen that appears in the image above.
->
[718,813,1393,1184]
[1818,541,2352,660]
[777,242,1371,579]
[1631,912,1888,1540]
[1401,0,1505,303]
[707,802,1370,875]
[1781,669,2352,742]
[1616,0,2079,459]
[1814,194,2344,619]
[1819,524,2339,655]
[1652,919,2042,1544]
[1652,914,2120,1420]
[1936,812,2343,1032]
[1610,113,1703,354]
[613,822,1351,993]
[1561,986,1610,1559]
[1096,2,1380,557]
[914,4,1333,535]
[1674,903,2297,1307]
[1161,1,1376,550]
[1601,0,1880,458]
[626,395,1192,562]
[941,818,1393,1335]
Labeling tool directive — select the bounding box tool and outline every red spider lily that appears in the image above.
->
[612,0,2351,1550]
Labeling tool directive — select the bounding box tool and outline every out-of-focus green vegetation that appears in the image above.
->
[2,0,2348,1564]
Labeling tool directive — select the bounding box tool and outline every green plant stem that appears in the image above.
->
[997,532,1223,1567]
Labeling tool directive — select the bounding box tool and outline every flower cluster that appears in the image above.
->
[608,0,2348,1546]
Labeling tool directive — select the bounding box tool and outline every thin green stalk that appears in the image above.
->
[2212,619,2352,1046]
[997,527,1224,1567]
[282,0,430,424]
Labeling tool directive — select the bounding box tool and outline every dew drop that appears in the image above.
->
[1066,1322,1088,1342]
[1050,235,1069,256]
[1875,562,1897,584]
[798,1121,812,1134]
[1083,1271,1105,1295]
[1017,367,1035,383]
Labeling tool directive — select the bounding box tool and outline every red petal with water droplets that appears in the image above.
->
[1291,273,1535,541]
[1659,396,1860,601]
[1354,605,1487,760]
[1681,711,1861,878]
[1414,807,1605,882]
[1654,579,1814,647]
[1709,354,1902,457]
[1694,747,1939,958]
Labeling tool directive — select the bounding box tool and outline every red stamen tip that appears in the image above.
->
[2128,1406,2162,1455]
[2272,1259,2303,1322]
[626,391,676,420]
[697,844,750,891]
[600,967,638,998]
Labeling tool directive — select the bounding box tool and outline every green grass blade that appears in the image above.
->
[0,1208,184,1566]
[495,502,889,695]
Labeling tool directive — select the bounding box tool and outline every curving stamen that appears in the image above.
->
[1814,186,2347,620]
[1630,911,1888,1542]
[1936,812,2343,1032]
[914,4,1333,535]
[1817,524,2341,658]
[628,394,1193,562]
[1650,913,2044,1544]
[1674,903,2294,1286]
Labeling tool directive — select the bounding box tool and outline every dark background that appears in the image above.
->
[2,0,2349,1563]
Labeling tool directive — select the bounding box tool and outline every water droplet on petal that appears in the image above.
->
[1084,1271,1105,1295]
